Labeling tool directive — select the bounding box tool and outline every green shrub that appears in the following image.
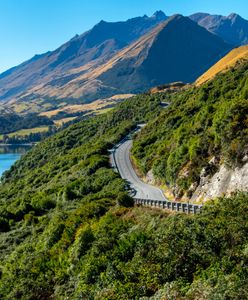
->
[117,193,134,207]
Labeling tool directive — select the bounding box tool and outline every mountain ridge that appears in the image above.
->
[1,11,245,114]
[0,12,167,106]
[95,15,232,93]
[2,14,232,114]
[190,12,248,45]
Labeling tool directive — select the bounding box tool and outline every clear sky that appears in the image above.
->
[0,0,247,73]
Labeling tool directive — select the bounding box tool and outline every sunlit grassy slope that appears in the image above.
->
[196,45,248,86]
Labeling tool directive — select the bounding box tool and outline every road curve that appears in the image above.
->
[110,134,167,201]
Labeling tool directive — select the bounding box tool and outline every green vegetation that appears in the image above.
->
[132,62,248,197]
[0,94,164,299]
[1,126,57,145]
[0,112,57,144]
[0,113,53,135]
[0,126,50,137]
[0,63,248,299]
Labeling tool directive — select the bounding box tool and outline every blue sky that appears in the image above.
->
[0,0,247,73]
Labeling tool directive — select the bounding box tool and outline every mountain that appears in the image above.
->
[196,45,248,85]
[190,12,248,45]
[94,15,232,94]
[2,14,232,113]
[0,11,167,109]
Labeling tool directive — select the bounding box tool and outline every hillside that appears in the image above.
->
[190,12,248,45]
[196,45,248,85]
[132,61,248,203]
[0,61,248,298]
[0,12,167,112]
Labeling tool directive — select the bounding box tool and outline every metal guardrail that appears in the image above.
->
[134,198,203,214]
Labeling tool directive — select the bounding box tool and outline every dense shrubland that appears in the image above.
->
[0,94,165,298]
[132,62,248,197]
[0,63,247,299]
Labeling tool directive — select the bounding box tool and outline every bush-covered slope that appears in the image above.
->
[132,61,248,199]
[0,94,164,298]
[2,192,248,299]
[0,94,162,223]
[0,70,248,299]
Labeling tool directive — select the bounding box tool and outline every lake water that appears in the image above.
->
[0,145,31,177]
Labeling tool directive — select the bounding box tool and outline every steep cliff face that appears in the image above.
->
[145,160,248,203]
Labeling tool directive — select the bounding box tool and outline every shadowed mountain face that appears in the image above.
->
[98,15,233,93]
[190,13,248,46]
[0,11,167,105]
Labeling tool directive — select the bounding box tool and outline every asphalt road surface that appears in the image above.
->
[110,135,167,201]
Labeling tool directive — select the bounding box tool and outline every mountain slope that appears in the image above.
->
[196,45,248,85]
[97,15,232,93]
[1,13,234,115]
[0,11,167,106]
[25,14,232,104]
[190,12,248,45]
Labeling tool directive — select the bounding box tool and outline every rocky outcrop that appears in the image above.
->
[191,160,248,203]
[147,156,248,203]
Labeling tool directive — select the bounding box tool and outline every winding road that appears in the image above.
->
[110,130,167,201]
[110,126,203,214]
[109,101,203,213]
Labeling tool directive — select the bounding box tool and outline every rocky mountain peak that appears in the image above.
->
[152,10,167,20]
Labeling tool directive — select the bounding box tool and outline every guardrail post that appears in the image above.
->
[132,196,203,215]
